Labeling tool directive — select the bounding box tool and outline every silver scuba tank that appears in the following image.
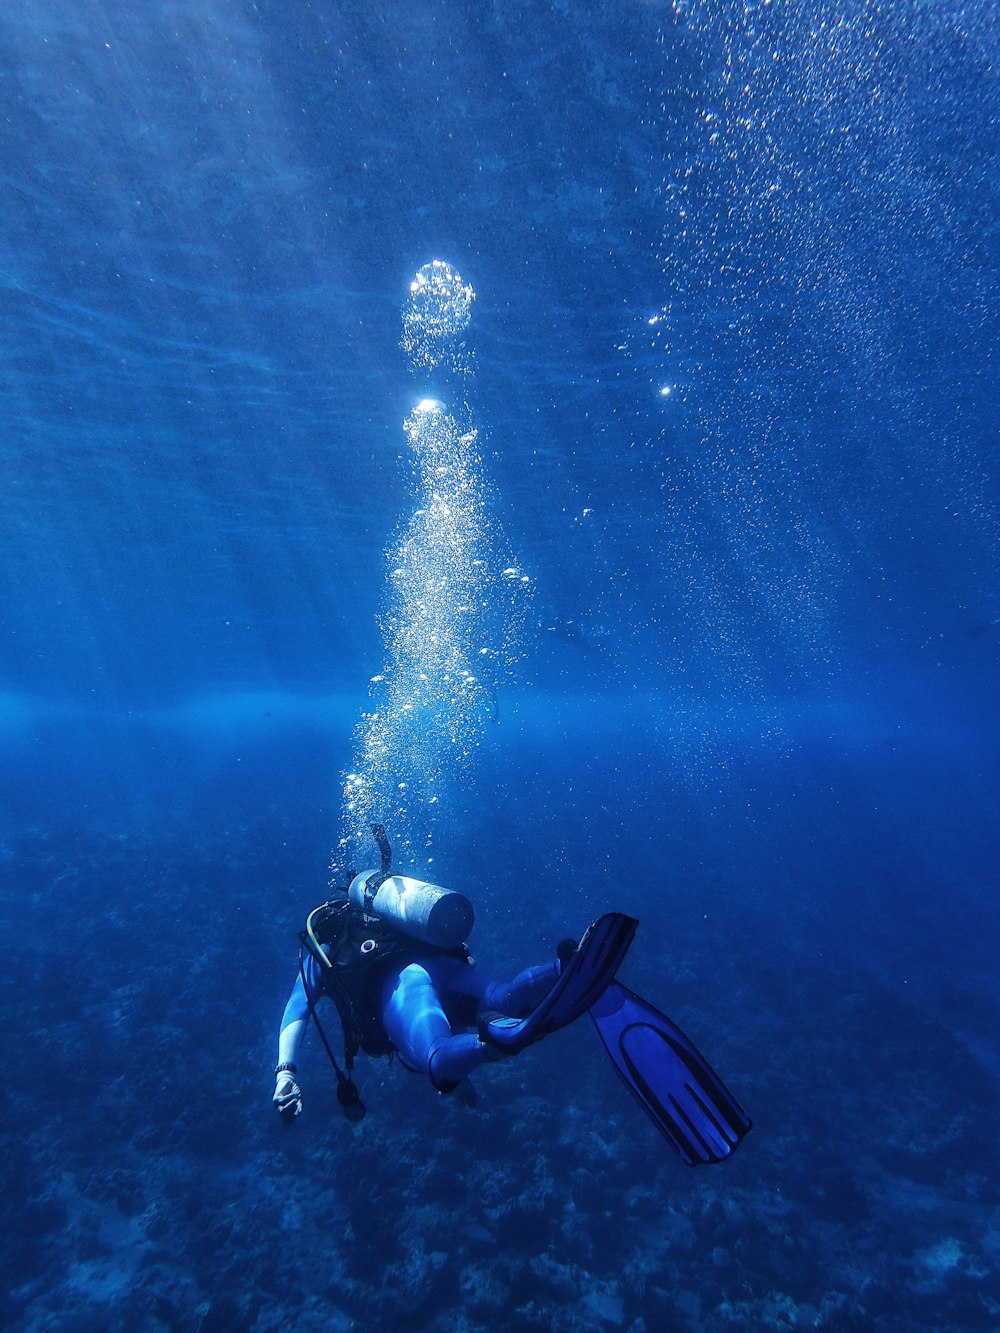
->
[348,869,474,949]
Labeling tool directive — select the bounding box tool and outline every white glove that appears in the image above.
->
[273,1069,302,1121]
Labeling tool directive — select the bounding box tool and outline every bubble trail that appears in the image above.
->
[336,263,525,872]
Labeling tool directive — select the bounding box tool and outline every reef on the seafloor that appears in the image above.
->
[3,818,998,1332]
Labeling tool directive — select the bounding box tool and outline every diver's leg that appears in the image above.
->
[489,961,561,1014]
[380,960,495,1092]
[438,957,560,1017]
[477,914,638,1054]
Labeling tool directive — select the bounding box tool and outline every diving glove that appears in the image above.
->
[273,1068,302,1122]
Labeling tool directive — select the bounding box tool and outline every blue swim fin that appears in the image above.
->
[590,981,751,1165]
[480,913,638,1054]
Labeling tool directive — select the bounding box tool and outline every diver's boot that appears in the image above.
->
[428,1032,499,1092]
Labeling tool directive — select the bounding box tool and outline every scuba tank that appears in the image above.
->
[349,821,477,949]
[348,869,474,949]
[300,824,474,1123]
[346,820,474,949]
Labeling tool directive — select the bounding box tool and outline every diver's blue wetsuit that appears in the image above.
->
[280,949,559,1090]
[276,903,751,1165]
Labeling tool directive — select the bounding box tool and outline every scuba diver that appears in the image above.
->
[273,825,751,1166]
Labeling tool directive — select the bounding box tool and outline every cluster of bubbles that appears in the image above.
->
[568,0,990,789]
[640,0,908,760]
[400,260,476,377]
[337,265,524,871]
[638,0,998,780]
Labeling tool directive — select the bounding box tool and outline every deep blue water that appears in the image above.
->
[2,2,999,1330]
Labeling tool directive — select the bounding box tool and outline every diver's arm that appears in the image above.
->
[272,970,313,1120]
[278,974,310,1055]
[277,1015,306,1068]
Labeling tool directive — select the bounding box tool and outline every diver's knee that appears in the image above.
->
[427,1038,461,1094]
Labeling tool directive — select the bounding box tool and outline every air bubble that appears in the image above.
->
[401,260,475,375]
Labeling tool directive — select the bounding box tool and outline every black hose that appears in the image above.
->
[371,823,392,878]
[297,939,365,1123]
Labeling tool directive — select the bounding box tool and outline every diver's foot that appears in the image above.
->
[557,938,577,970]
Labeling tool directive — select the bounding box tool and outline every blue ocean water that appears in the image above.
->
[2,1,998,1329]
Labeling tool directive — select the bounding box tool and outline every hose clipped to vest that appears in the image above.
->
[297,935,365,1123]
[293,824,390,1126]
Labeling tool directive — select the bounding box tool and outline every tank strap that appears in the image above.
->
[362,873,381,914]
[362,822,393,911]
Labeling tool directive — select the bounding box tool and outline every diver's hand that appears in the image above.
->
[273,1070,302,1122]
[557,938,577,971]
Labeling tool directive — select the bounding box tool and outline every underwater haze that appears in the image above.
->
[2,1,999,1330]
